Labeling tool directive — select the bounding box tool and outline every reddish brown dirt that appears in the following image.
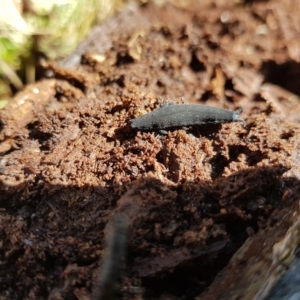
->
[1,0,300,299]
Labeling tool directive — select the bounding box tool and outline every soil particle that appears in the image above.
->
[1,0,300,299]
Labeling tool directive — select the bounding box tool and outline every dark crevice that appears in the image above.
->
[189,52,206,72]
[260,60,300,96]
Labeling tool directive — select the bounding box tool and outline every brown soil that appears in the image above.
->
[1,0,300,299]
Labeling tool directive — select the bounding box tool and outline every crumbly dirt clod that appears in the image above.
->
[1,0,300,299]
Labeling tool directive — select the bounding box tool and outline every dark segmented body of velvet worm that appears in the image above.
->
[130,104,245,130]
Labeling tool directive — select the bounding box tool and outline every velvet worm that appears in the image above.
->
[130,104,245,130]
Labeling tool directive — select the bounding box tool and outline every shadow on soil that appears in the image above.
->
[0,164,298,299]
